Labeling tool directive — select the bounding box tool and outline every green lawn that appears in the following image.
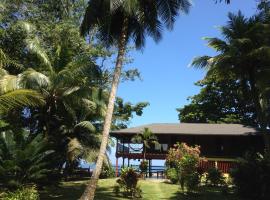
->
[39,179,240,200]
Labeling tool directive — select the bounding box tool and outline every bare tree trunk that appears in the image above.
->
[79,18,129,200]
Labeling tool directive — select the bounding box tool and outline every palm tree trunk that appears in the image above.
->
[79,17,129,200]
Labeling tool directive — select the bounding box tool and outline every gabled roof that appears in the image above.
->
[111,123,263,136]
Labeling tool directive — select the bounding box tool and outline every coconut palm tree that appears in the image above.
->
[80,1,192,199]
[131,128,158,178]
[131,128,159,162]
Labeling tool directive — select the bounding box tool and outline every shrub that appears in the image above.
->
[206,167,225,186]
[139,160,148,172]
[100,164,115,179]
[0,132,55,189]
[3,185,39,200]
[166,168,178,184]
[230,151,270,200]
[185,172,200,192]
[166,143,201,192]
[114,167,142,199]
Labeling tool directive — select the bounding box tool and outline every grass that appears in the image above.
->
[39,178,240,200]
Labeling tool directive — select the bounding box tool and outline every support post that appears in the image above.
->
[148,159,151,178]
[115,158,119,177]
[128,158,130,167]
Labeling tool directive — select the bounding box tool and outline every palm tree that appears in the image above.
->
[80,1,191,199]
[131,128,159,162]
[1,21,107,174]
[131,128,158,178]
[191,11,270,149]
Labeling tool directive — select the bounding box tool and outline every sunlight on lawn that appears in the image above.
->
[39,178,240,200]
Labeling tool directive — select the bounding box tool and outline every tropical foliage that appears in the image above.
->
[230,151,270,200]
[3,185,39,200]
[178,72,256,125]
[206,168,225,186]
[0,131,54,189]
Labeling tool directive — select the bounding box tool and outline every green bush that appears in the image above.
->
[230,151,270,200]
[0,132,55,189]
[206,167,225,186]
[166,168,178,184]
[100,164,115,179]
[185,172,200,192]
[3,185,39,200]
[139,160,148,172]
[114,167,142,199]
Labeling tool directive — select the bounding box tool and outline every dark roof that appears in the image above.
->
[111,123,262,136]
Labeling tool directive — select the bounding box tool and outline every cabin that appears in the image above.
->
[110,123,264,176]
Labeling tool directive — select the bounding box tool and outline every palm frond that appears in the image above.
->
[131,134,142,144]
[0,89,45,113]
[157,0,191,30]
[204,37,229,52]
[75,121,96,132]
[19,68,50,90]
[191,56,212,69]
[25,37,52,71]
[0,74,19,94]
[67,138,83,162]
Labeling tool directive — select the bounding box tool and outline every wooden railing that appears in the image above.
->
[199,158,237,173]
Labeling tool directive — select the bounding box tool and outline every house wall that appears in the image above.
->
[116,134,264,159]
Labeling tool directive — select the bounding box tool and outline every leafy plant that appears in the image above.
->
[139,160,148,173]
[100,163,115,179]
[185,172,200,192]
[0,131,55,189]
[230,151,270,200]
[3,185,39,200]
[206,167,225,186]
[115,167,142,199]
[166,168,178,184]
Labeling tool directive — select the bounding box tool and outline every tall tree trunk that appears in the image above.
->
[79,18,129,200]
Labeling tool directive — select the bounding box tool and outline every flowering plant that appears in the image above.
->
[166,143,202,191]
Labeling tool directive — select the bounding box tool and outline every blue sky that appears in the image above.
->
[117,0,258,127]
[109,0,258,166]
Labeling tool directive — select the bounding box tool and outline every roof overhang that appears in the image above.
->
[110,123,265,138]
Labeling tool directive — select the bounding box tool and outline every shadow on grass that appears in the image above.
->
[168,186,239,200]
[95,186,128,200]
[39,181,126,200]
[39,182,86,200]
